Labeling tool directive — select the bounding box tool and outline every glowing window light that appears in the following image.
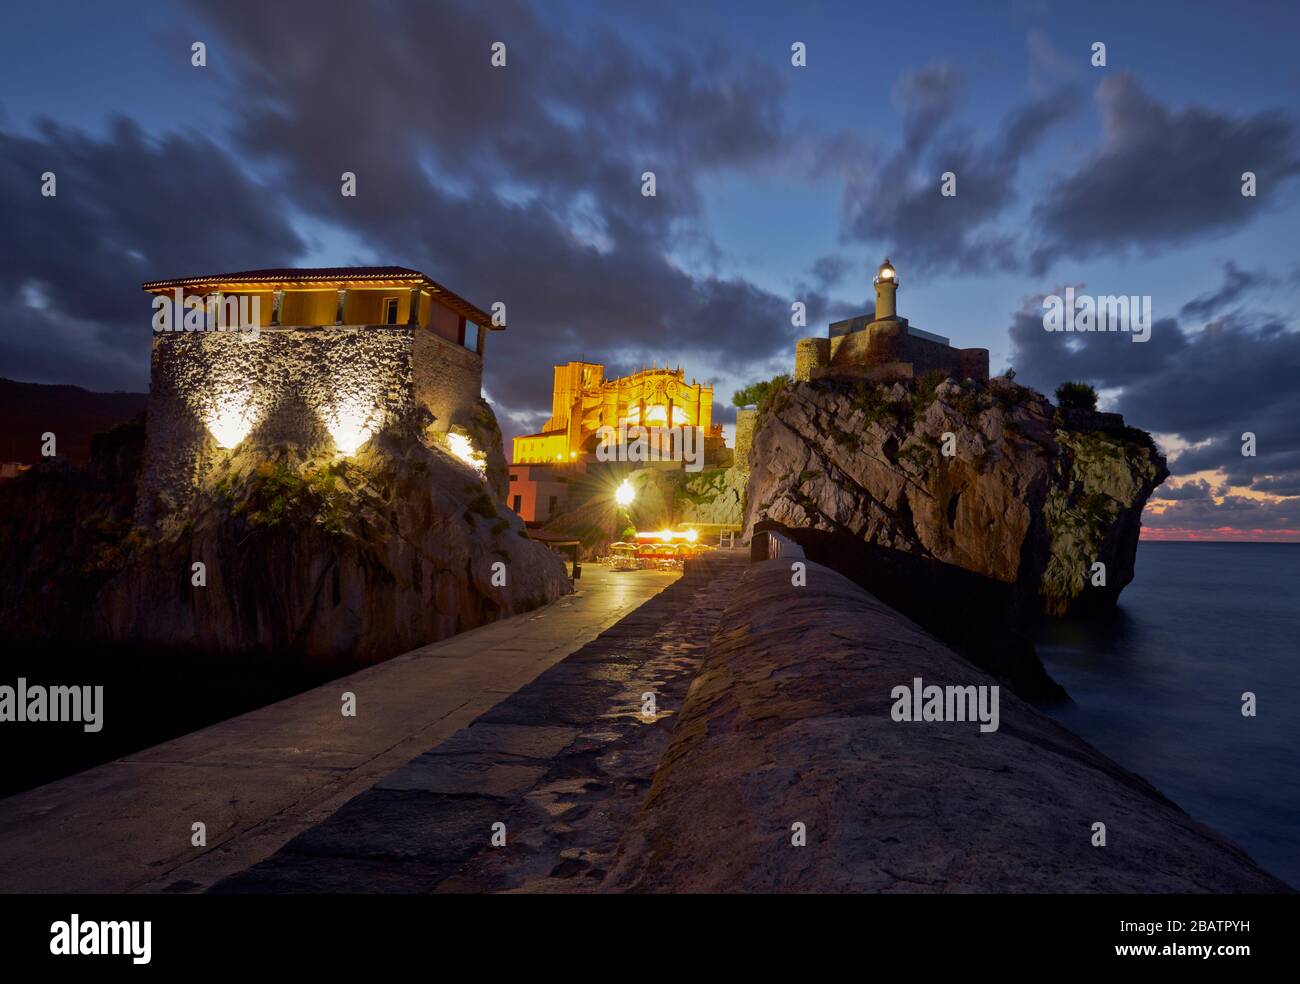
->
[326,397,377,456]
[619,404,690,428]
[447,432,487,476]
[614,479,635,507]
[204,396,256,449]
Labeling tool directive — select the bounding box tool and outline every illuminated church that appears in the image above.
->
[508,361,727,525]
[512,361,720,464]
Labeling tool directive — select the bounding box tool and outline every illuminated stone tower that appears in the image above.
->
[873,257,898,321]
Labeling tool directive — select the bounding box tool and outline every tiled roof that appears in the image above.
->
[140,267,499,328]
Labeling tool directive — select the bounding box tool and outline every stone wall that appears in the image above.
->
[959,347,990,381]
[793,337,829,382]
[903,334,989,382]
[829,319,904,365]
[137,325,484,525]
[808,322,990,383]
[733,408,756,469]
[412,330,485,432]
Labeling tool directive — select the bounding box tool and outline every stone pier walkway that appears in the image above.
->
[211,551,748,893]
[0,567,678,894]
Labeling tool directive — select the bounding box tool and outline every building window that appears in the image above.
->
[548,495,558,516]
[509,473,518,482]
[512,495,522,513]
[382,297,399,325]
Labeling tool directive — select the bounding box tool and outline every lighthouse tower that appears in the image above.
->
[873,257,899,321]
[790,251,990,383]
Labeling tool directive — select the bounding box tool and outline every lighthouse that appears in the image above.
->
[873,257,899,321]
[790,252,989,383]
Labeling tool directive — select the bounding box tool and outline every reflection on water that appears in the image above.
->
[1037,541,1300,888]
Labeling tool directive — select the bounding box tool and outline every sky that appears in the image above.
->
[1,0,1299,539]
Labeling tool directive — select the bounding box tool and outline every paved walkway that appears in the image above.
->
[0,567,677,894]
[211,551,749,893]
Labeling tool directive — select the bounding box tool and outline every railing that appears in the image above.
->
[749,520,806,563]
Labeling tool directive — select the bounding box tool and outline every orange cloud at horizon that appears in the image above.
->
[1140,526,1300,542]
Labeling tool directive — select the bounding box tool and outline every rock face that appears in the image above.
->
[743,374,1168,617]
[633,465,746,527]
[604,560,1290,893]
[0,415,570,666]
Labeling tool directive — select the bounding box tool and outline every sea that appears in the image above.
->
[1036,541,1300,889]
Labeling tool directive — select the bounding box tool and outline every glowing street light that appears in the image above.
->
[614,479,635,507]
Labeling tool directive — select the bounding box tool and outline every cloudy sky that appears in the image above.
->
[2,0,1299,539]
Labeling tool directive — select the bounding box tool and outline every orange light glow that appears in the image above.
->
[633,528,700,543]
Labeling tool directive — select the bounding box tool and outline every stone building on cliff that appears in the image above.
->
[795,258,989,384]
[137,266,502,524]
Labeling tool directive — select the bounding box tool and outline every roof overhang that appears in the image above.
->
[140,267,502,329]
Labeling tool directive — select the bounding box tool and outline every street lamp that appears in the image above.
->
[615,479,635,507]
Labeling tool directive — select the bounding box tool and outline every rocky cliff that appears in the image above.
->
[0,413,570,666]
[743,373,1167,618]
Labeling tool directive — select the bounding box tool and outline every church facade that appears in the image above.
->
[508,361,729,526]
[512,361,721,464]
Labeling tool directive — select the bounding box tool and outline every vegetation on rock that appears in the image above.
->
[1055,380,1099,411]
[732,373,790,411]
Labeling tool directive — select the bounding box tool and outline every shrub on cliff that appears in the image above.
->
[223,460,349,534]
[1055,381,1098,411]
[733,373,790,413]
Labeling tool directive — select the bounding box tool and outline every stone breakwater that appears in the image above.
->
[603,559,1288,893]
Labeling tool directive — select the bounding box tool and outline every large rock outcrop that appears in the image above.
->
[743,374,1167,617]
[0,416,570,666]
[605,560,1289,893]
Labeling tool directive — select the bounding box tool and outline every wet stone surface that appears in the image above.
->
[210,551,746,894]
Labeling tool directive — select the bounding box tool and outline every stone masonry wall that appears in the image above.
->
[809,324,990,384]
[733,408,756,470]
[793,338,829,382]
[137,325,484,526]
[413,330,485,432]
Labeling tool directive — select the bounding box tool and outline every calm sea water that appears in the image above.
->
[1036,541,1300,888]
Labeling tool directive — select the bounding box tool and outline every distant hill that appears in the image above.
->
[0,378,147,467]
